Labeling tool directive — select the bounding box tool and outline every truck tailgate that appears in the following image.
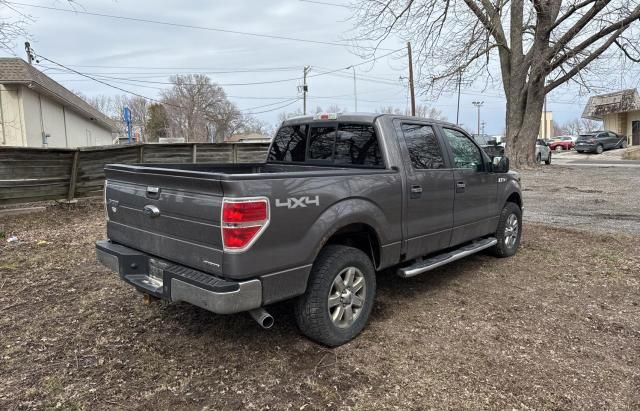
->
[104,165,224,275]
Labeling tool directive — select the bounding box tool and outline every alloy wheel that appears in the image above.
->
[328,267,366,328]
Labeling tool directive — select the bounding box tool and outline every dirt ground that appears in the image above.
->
[520,165,640,236]
[1,168,639,410]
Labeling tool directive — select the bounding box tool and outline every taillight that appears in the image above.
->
[221,197,270,252]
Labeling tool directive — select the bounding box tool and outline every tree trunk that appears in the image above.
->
[504,75,546,169]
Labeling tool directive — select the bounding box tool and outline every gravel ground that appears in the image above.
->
[1,168,639,410]
[521,165,640,235]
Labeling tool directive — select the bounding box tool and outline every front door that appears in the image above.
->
[440,127,498,246]
[396,121,455,259]
[633,121,640,146]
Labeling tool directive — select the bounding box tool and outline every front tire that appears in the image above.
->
[491,202,522,258]
[295,245,376,347]
[536,153,542,163]
[545,152,552,165]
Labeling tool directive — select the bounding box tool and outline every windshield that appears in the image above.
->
[578,134,595,141]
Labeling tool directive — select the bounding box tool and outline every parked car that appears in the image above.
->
[96,113,523,347]
[547,136,575,151]
[536,139,552,164]
[575,131,628,154]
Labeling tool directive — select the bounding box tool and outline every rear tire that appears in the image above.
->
[596,144,604,154]
[491,202,522,258]
[294,245,376,347]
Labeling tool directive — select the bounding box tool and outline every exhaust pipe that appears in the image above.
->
[249,308,274,329]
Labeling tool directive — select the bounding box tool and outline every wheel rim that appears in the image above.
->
[328,266,366,328]
[504,213,519,249]
[597,145,603,153]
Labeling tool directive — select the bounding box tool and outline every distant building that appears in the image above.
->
[226,132,272,144]
[539,111,553,140]
[0,58,117,148]
[582,88,640,146]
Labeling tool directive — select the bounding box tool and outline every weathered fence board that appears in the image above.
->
[0,142,269,205]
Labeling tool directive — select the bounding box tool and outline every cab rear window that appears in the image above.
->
[268,122,383,168]
[268,125,308,162]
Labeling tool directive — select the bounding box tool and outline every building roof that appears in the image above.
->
[582,88,640,120]
[0,58,117,132]
[226,132,271,143]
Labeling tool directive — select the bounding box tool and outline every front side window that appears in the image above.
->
[334,124,383,167]
[308,126,336,161]
[401,123,445,169]
[268,125,308,162]
[442,128,483,170]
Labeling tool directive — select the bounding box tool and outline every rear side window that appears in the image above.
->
[401,123,445,169]
[308,126,336,161]
[268,125,308,162]
[335,124,383,167]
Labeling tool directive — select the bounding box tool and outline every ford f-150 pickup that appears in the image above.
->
[96,113,523,346]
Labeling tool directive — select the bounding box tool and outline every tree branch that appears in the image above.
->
[546,25,629,92]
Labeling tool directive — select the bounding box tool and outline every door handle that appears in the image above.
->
[456,181,466,193]
[410,185,423,199]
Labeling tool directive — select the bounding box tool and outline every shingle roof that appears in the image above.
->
[582,88,640,120]
[0,58,117,131]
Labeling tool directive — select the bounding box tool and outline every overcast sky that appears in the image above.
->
[3,0,639,134]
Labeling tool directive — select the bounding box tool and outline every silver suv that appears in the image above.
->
[536,139,551,164]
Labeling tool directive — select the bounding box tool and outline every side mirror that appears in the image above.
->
[492,156,510,173]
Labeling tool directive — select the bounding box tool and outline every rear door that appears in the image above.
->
[105,166,225,275]
[439,127,498,246]
[396,120,454,259]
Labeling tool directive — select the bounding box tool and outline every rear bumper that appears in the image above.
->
[575,144,596,152]
[96,240,262,314]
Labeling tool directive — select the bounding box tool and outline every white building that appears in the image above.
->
[582,89,640,146]
[0,58,117,148]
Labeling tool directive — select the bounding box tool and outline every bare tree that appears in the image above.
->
[561,117,603,134]
[351,0,640,167]
[162,74,245,143]
[376,104,447,120]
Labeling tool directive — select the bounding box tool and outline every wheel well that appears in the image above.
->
[506,192,522,209]
[325,223,380,268]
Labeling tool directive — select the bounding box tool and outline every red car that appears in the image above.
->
[547,136,575,151]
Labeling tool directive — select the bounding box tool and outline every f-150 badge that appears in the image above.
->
[275,196,320,209]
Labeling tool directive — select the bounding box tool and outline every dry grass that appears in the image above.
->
[1,200,639,410]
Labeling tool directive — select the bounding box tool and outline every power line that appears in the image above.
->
[298,0,354,8]
[39,48,405,88]
[9,1,393,51]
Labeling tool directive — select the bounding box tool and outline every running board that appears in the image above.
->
[397,237,497,278]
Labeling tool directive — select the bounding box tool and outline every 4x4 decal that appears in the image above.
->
[275,196,320,209]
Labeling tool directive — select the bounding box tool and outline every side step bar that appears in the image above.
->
[397,237,497,278]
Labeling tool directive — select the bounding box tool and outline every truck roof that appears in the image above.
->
[281,112,460,129]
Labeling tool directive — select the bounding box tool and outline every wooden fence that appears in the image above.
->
[0,143,270,205]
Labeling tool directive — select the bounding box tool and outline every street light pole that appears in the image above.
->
[352,66,358,112]
[472,101,484,136]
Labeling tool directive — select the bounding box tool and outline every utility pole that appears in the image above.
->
[456,70,462,125]
[302,65,310,115]
[543,95,548,140]
[352,66,358,112]
[407,42,416,116]
[472,101,484,136]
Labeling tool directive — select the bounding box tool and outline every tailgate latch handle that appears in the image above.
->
[143,205,161,218]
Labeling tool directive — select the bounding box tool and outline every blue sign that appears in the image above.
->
[123,106,131,123]
[123,106,132,143]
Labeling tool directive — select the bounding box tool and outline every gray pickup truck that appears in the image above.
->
[96,113,522,346]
